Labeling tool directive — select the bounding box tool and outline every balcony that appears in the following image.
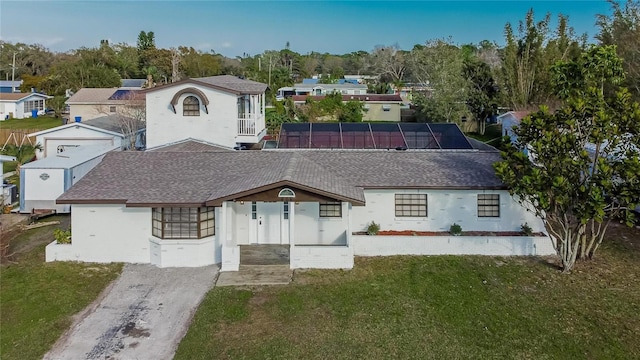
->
[236,113,266,144]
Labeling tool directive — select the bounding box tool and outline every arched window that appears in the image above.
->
[183,96,200,116]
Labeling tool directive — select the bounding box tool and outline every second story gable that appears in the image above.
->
[144,75,268,149]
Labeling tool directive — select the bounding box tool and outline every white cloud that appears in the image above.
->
[221,42,232,48]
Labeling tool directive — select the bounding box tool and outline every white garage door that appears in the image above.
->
[45,138,115,157]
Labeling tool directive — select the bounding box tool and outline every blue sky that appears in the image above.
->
[1,1,611,56]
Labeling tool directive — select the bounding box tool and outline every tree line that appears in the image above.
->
[1,1,638,124]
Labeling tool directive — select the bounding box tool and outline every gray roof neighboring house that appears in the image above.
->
[57,149,505,207]
[66,88,119,104]
[82,114,145,134]
[29,114,144,139]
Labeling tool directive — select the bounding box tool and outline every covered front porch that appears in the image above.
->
[215,185,355,271]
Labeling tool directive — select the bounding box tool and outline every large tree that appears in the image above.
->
[494,45,640,272]
[597,0,640,100]
[409,39,469,123]
[501,10,585,110]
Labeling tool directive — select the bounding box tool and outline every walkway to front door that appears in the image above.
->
[240,244,290,265]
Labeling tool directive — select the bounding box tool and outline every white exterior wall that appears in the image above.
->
[362,103,401,122]
[352,235,556,256]
[23,168,66,213]
[0,102,18,119]
[49,204,152,263]
[149,237,218,267]
[146,83,240,148]
[69,104,110,122]
[352,189,545,233]
[294,202,349,245]
[290,245,354,269]
[34,126,121,159]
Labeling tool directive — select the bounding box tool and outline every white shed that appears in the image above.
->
[29,114,145,159]
[19,145,118,214]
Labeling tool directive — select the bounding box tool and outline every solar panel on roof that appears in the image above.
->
[277,122,472,150]
[310,123,341,148]
[399,123,439,149]
[340,123,375,149]
[108,89,135,100]
[369,123,405,149]
[427,123,473,149]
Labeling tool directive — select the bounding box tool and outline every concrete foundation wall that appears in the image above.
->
[290,245,354,269]
[352,235,556,256]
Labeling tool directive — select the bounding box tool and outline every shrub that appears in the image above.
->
[449,223,462,236]
[367,221,380,235]
[521,222,534,236]
[53,228,71,244]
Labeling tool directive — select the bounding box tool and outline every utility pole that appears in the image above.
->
[268,55,272,88]
[11,52,17,92]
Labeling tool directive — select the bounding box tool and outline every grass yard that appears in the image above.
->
[176,223,640,359]
[0,116,64,130]
[0,215,122,360]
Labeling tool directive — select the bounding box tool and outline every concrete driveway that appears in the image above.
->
[45,264,218,360]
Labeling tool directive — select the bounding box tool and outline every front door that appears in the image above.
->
[256,202,282,244]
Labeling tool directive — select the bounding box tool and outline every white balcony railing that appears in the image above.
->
[237,113,264,136]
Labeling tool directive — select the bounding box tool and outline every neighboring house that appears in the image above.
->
[0,92,52,119]
[144,75,268,149]
[291,94,404,122]
[66,88,143,122]
[277,83,368,100]
[29,114,145,159]
[497,111,530,144]
[0,80,23,93]
[19,145,118,214]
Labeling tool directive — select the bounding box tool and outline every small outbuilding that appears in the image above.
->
[20,145,118,214]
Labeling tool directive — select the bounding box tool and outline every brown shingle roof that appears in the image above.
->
[66,88,118,103]
[58,150,504,206]
[149,139,233,152]
[194,75,268,94]
[0,92,50,101]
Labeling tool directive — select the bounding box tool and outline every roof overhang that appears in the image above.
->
[205,180,366,207]
[142,78,244,95]
[28,122,126,138]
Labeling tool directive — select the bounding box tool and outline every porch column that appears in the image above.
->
[289,202,296,247]
[343,201,351,247]
[225,201,234,246]
[220,202,228,246]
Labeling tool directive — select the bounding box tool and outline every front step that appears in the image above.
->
[240,244,290,265]
[217,264,292,286]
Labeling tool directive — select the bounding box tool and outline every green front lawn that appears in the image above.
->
[0,216,122,360]
[1,116,64,130]
[176,223,640,359]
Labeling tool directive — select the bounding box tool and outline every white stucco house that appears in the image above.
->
[47,76,554,270]
[29,114,145,159]
[144,75,267,148]
[0,92,52,119]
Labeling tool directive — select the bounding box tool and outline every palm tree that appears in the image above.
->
[1,143,43,174]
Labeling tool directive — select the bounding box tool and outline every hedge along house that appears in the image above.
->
[49,148,554,269]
